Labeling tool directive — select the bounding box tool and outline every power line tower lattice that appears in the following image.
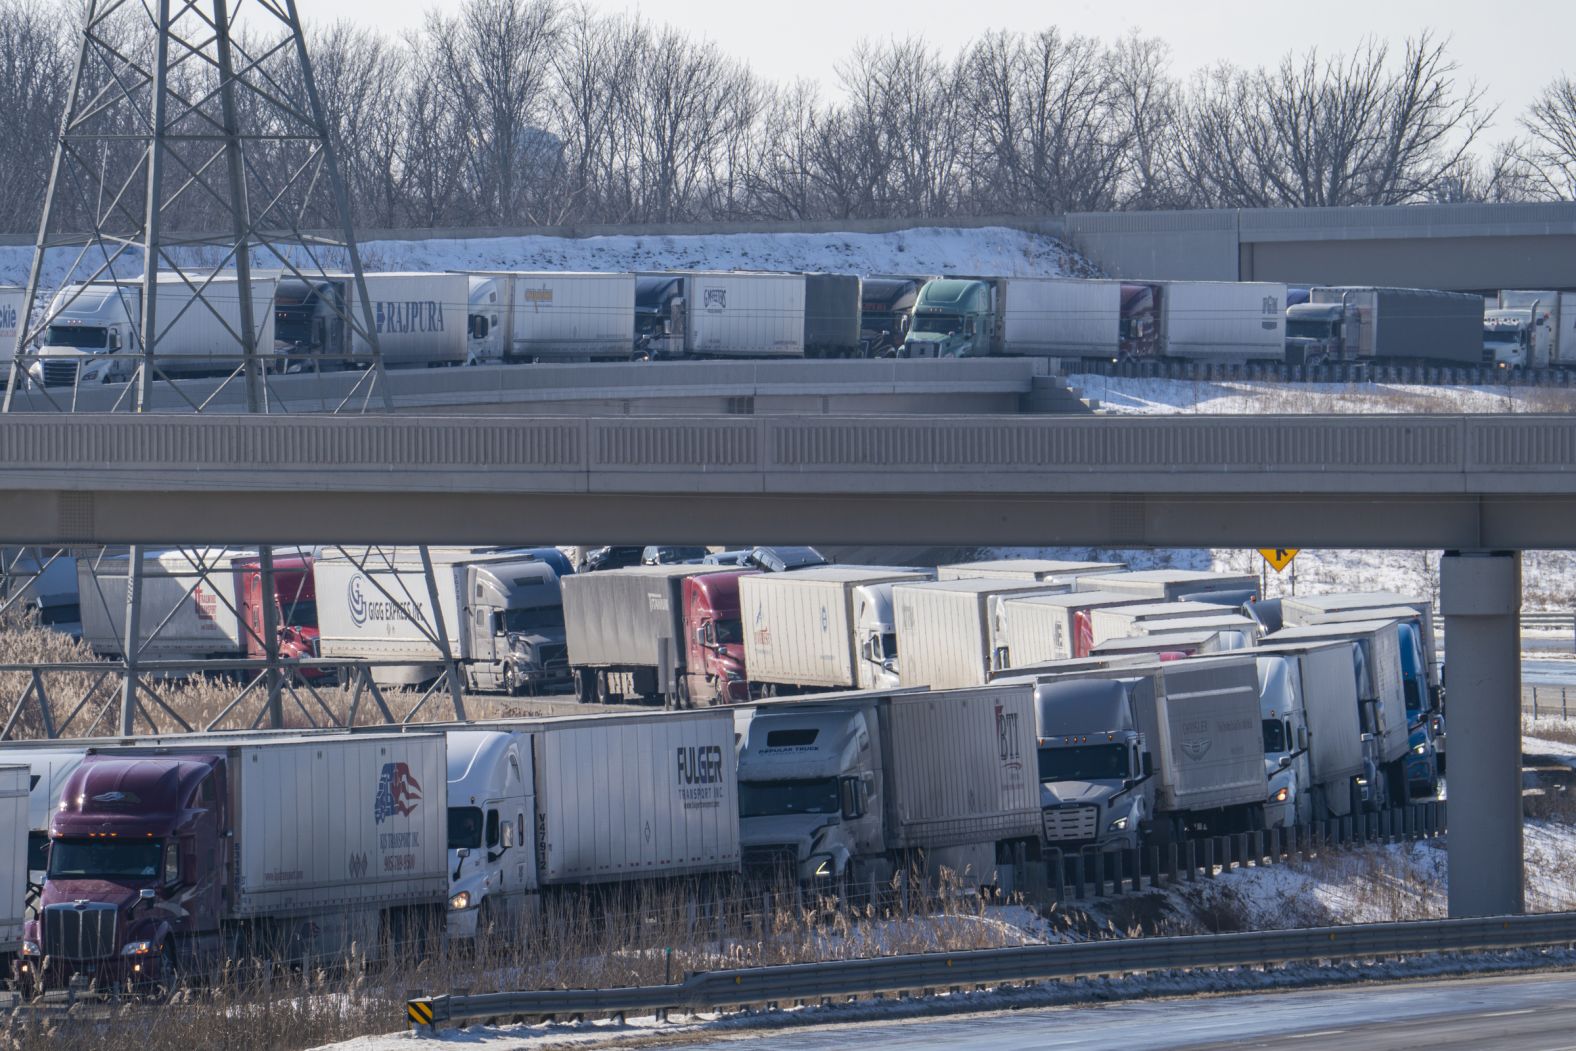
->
[0,0,472,739]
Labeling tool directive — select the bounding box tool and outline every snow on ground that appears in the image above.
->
[1072,373,1576,416]
[0,226,1090,289]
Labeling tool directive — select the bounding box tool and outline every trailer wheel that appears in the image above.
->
[594,670,613,705]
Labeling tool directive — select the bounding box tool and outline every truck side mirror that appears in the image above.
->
[1297,726,1308,750]
[840,776,864,819]
[1278,754,1292,768]
[1141,753,1153,777]
[108,330,121,351]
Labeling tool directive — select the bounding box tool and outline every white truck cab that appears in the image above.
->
[30,285,139,386]
[444,730,535,940]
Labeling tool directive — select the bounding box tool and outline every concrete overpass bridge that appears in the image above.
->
[0,410,1554,921]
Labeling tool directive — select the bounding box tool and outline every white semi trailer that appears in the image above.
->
[464,272,636,362]
[893,579,1066,689]
[0,766,27,961]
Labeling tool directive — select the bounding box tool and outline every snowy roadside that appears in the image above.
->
[1071,373,1573,415]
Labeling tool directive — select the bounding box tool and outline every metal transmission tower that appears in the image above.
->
[0,0,472,740]
[1,0,392,414]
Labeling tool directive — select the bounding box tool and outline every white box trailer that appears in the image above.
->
[1076,569,1258,601]
[683,272,807,357]
[77,547,252,660]
[1088,600,1249,648]
[1133,613,1259,640]
[562,565,715,702]
[351,272,469,365]
[936,559,1125,585]
[470,271,636,361]
[532,710,740,883]
[0,765,27,955]
[998,590,1146,666]
[1159,280,1286,361]
[1134,656,1267,815]
[0,285,24,377]
[999,277,1122,357]
[33,275,277,386]
[894,579,1065,690]
[741,567,928,691]
[1281,592,1439,693]
[1264,620,1408,764]
[1090,629,1235,658]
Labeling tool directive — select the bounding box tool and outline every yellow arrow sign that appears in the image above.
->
[1258,548,1300,573]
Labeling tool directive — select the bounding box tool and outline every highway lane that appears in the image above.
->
[653,970,1576,1051]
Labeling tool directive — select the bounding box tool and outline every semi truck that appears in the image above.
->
[1249,641,1370,819]
[233,552,321,678]
[272,272,470,368]
[30,275,277,387]
[741,567,929,695]
[936,559,1125,585]
[1284,287,1484,366]
[734,684,1041,895]
[1007,655,1267,854]
[893,579,1067,689]
[1077,570,1258,603]
[1498,290,1576,367]
[1118,281,1287,362]
[859,277,926,356]
[462,272,636,362]
[1264,619,1411,802]
[1,765,26,962]
[0,547,81,636]
[1483,308,1544,369]
[997,590,1146,666]
[16,733,448,993]
[314,548,569,693]
[900,277,1122,359]
[635,272,862,359]
[563,566,750,706]
[440,711,740,939]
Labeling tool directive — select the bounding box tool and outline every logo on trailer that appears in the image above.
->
[347,574,368,626]
[347,852,369,879]
[995,703,1023,769]
[702,288,726,310]
[374,762,422,823]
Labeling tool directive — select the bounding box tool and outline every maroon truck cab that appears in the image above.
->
[16,754,228,995]
[682,571,753,705]
[234,554,324,679]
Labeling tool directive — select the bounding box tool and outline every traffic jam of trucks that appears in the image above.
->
[18,265,1576,380]
[8,547,1456,987]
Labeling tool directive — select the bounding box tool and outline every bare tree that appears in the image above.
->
[1518,76,1576,200]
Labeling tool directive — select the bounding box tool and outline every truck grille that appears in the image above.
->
[43,902,118,961]
[741,845,799,875]
[41,360,82,387]
[1042,805,1099,843]
[539,644,567,669]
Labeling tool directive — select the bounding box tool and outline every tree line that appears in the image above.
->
[2,0,1575,236]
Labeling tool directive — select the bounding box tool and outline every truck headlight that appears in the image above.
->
[19,939,39,957]
[1272,786,1290,803]
[1412,742,1427,755]
[121,941,155,956]
[1107,815,1129,832]
[449,891,471,911]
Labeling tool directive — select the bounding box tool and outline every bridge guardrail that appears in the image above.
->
[407,909,1576,1030]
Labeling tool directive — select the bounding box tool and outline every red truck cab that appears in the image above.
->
[683,571,753,705]
[234,554,323,679]
[17,754,227,995]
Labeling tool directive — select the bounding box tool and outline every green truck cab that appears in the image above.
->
[899,279,997,357]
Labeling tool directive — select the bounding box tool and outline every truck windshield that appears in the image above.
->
[46,325,108,349]
[1038,744,1128,782]
[1285,319,1333,340]
[448,806,484,850]
[47,838,162,880]
[911,315,962,335]
[739,778,839,817]
[1482,332,1521,348]
[279,598,316,628]
[715,618,743,645]
[1263,719,1287,753]
[503,606,565,633]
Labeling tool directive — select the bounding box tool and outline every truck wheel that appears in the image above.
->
[675,677,691,710]
[594,671,612,705]
[503,663,524,697]
[574,669,593,703]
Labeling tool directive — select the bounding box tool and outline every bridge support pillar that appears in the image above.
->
[1441,550,1523,918]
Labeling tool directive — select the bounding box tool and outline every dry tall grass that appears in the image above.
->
[0,873,1029,1051]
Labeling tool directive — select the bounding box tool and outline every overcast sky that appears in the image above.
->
[331,0,1568,142]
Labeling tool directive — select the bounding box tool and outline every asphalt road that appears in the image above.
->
[655,971,1576,1051]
